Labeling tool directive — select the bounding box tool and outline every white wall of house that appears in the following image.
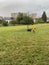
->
[5,20,11,23]
[34,19,36,23]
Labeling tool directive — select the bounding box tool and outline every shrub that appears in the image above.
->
[20,20,25,24]
[2,21,8,26]
[10,20,17,26]
[37,18,44,23]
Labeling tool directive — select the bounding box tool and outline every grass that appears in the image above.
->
[0,24,49,65]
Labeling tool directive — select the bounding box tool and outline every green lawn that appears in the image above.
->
[0,24,49,65]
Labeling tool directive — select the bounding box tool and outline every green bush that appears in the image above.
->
[2,21,8,26]
[20,20,25,24]
[10,20,17,26]
[37,18,44,23]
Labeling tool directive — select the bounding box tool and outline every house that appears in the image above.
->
[47,18,49,22]
[3,17,12,23]
[0,16,3,20]
[29,13,37,23]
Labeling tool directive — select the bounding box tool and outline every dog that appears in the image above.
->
[27,29,32,32]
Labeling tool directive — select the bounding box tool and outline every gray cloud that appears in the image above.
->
[0,0,49,17]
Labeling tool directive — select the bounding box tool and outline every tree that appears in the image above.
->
[0,20,3,24]
[16,13,23,24]
[42,11,47,22]
[16,12,34,25]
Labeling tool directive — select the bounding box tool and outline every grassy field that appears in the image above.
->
[0,24,49,65]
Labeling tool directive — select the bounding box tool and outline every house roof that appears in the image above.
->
[3,17,12,20]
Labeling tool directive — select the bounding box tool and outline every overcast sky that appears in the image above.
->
[0,0,49,17]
